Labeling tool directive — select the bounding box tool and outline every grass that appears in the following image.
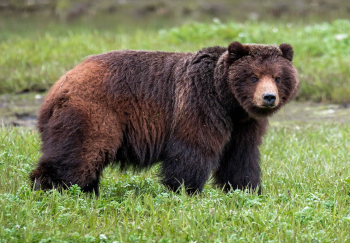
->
[1,15,350,242]
[2,18,350,103]
[0,123,349,242]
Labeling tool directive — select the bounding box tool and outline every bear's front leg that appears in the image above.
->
[213,119,268,195]
[160,140,219,195]
[213,142,261,194]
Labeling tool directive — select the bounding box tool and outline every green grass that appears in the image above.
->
[2,19,350,103]
[1,123,349,242]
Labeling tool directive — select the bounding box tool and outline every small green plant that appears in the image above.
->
[68,184,82,196]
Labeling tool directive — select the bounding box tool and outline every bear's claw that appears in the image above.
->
[34,177,41,191]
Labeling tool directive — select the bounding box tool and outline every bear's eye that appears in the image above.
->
[275,77,281,83]
[251,77,259,82]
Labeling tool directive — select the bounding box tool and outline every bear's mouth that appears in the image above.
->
[249,105,279,118]
[255,104,277,109]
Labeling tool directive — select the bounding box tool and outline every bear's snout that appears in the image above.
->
[262,92,276,107]
[253,77,280,108]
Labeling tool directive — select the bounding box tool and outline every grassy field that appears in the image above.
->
[1,18,350,103]
[1,15,350,242]
[0,123,349,242]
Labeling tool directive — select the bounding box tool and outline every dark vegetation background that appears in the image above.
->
[1,0,350,103]
[2,0,350,22]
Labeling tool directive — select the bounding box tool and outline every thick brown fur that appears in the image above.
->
[30,41,299,195]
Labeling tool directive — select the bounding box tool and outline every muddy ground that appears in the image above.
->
[1,93,349,129]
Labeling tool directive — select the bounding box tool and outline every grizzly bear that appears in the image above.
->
[30,41,299,195]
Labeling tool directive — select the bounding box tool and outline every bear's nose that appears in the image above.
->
[262,93,276,106]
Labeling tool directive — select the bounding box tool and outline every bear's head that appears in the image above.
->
[222,41,299,118]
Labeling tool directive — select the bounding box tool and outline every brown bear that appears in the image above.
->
[30,41,299,195]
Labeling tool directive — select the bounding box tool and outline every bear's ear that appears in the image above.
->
[279,43,294,61]
[227,41,249,63]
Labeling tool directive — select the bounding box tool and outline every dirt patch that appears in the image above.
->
[271,101,350,126]
[0,93,43,127]
[1,93,350,128]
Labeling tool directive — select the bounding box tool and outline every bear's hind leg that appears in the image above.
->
[30,135,120,196]
[31,105,123,195]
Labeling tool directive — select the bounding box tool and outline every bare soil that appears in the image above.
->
[1,93,349,128]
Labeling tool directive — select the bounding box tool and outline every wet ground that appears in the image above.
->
[270,101,350,126]
[1,93,349,129]
[0,93,44,127]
